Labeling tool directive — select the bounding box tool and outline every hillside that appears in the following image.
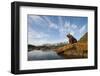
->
[79,32,88,42]
[28,42,67,51]
[28,44,37,51]
[54,33,88,59]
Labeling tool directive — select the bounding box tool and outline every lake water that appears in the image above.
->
[28,50,64,61]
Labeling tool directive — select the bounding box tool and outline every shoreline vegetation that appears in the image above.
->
[28,32,88,59]
[28,42,67,51]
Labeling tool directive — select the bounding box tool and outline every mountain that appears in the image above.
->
[28,44,37,51]
[79,33,87,42]
[28,44,54,51]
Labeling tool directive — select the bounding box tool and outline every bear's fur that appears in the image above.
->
[67,34,77,44]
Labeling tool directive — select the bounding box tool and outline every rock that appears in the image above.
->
[54,32,88,58]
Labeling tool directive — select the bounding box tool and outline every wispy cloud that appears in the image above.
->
[79,25,87,36]
[28,28,65,45]
[58,16,63,26]
[30,15,44,23]
[43,16,58,29]
[28,15,87,45]
[58,21,78,36]
[28,26,50,45]
[29,15,48,27]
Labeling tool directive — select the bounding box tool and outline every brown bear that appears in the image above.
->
[67,34,77,44]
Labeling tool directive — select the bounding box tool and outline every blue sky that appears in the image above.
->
[28,15,88,45]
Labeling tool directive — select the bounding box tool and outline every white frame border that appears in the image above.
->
[20,6,95,70]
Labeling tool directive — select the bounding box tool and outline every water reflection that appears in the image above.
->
[28,50,64,61]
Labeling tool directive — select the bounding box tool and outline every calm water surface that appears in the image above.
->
[28,50,64,60]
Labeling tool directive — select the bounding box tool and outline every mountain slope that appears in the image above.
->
[79,33,88,42]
